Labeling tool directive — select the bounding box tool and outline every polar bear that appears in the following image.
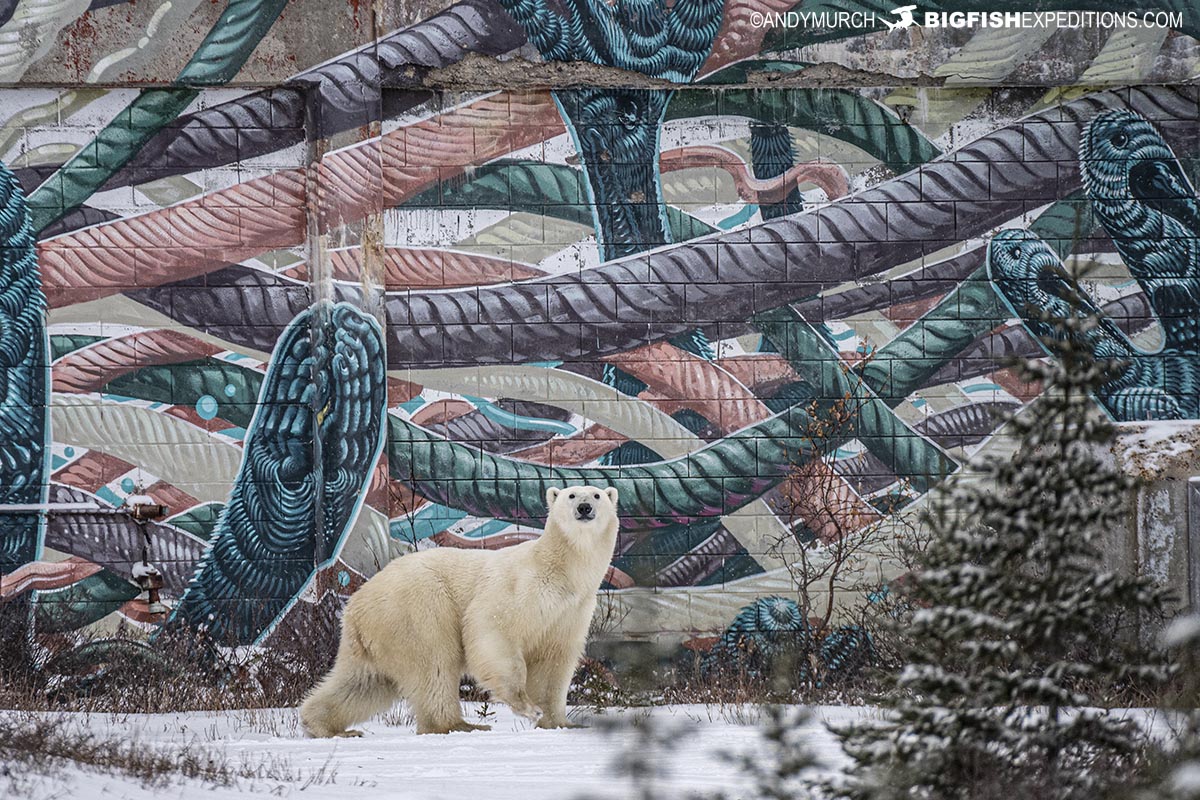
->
[299,485,620,737]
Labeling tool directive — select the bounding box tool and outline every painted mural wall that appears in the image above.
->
[1,0,1199,672]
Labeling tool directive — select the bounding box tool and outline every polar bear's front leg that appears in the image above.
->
[529,633,588,729]
[464,625,543,722]
[531,655,584,729]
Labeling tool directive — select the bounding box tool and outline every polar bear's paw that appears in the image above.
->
[418,720,492,734]
[508,699,544,723]
[536,717,586,730]
[334,729,365,738]
[450,720,493,733]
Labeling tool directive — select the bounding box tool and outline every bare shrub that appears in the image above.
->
[685,380,928,703]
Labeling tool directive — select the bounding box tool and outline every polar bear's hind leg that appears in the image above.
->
[300,664,396,738]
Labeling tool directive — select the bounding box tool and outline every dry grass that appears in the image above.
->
[1,602,340,714]
[654,628,900,712]
[3,592,1168,722]
[0,711,334,798]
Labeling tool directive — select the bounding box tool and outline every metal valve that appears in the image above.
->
[125,494,167,522]
[125,494,170,615]
[132,561,169,615]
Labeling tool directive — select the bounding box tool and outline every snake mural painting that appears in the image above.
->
[0,0,1197,676]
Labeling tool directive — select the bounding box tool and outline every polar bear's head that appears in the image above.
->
[545,484,620,533]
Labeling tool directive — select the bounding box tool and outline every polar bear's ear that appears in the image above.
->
[605,486,619,506]
[546,487,560,506]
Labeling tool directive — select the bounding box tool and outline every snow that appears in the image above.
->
[1164,614,1200,647]
[1172,762,1200,793]
[130,562,160,579]
[2,704,861,800]
[1115,420,1200,477]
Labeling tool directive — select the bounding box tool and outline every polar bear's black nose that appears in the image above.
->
[576,502,594,520]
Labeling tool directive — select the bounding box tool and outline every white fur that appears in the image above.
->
[300,485,620,736]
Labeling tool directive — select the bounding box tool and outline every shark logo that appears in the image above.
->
[883,4,918,29]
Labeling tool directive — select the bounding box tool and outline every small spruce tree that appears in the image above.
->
[819,297,1172,800]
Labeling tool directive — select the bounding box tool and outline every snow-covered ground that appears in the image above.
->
[3,704,860,800]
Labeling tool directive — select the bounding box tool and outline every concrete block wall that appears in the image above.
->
[1,0,1199,669]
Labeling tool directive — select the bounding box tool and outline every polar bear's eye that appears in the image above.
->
[594,493,600,500]
[568,493,575,500]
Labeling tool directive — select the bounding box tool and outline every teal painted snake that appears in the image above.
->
[1081,109,1200,354]
[987,228,1200,421]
